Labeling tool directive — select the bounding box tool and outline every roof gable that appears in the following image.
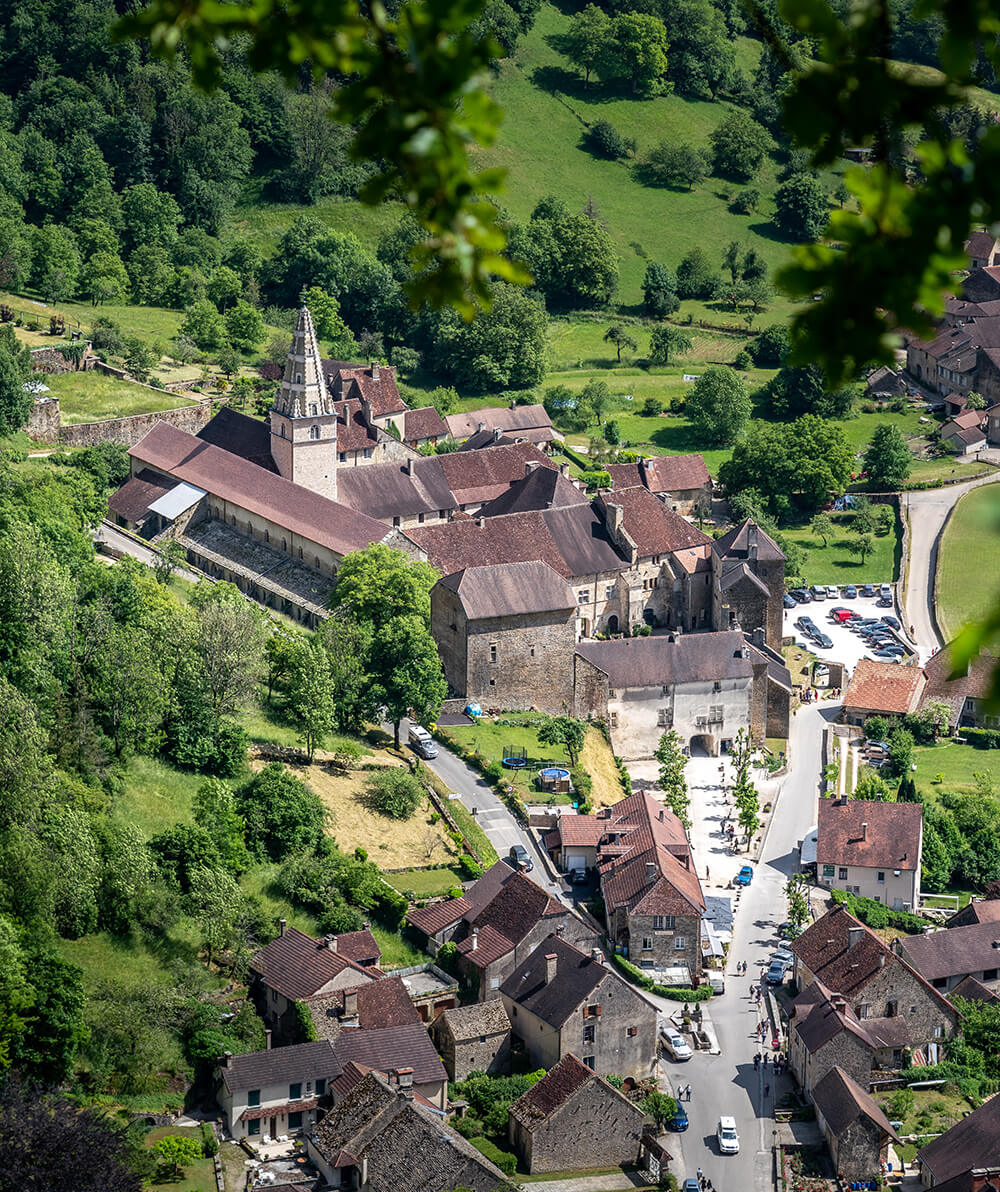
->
[843,660,926,715]
[438,561,576,620]
[812,1065,900,1141]
[816,798,922,871]
[251,926,375,1000]
[500,935,616,1028]
[918,1092,1000,1183]
[221,1039,341,1093]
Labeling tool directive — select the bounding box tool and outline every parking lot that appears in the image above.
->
[783,584,913,673]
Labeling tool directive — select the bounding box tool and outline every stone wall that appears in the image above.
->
[432,1020,511,1081]
[584,967,658,1078]
[825,1114,887,1180]
[573,653,610,722]
[766,673,791,738]
[27,397,60,442]
[510,1077,644,1174]
[465,610,576,715]
[56,401,213,447]
[798,1024,873,1095]
[626,909,702,982]
[30,344,97,374]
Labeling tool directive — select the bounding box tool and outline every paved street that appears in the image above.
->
[659,700,834,1191]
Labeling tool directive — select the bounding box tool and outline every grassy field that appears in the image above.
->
[384,867,467,897]
[45,369,192,424]
[145,1126,215,1192]
[913,741,997,795]
[780,510,901,585]
[229,193,405,257]
[120,755,207,838]
[936,482,1000,642]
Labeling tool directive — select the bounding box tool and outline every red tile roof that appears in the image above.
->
[445,404,554,441]
[642,454,712,493]
[128,422,387,558]
[405,897,471,937]
[333,928,382,966]
[817,798,922,871]
[251,926,375,1000]
[107,468,173,523]
[403,406,448,442]
[333,398,380,453]
[323,362,406,417]
[306,976,419,1036]
[332,1022,447,1086]
[550,815,607,847]
[599,487,712,556]
[843,660,926,715]
[508,1054,596,1126]
[922,642,998,729]
[457,923,515,968]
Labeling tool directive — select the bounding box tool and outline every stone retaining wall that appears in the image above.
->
[31,345,98,373]
[55,401,214,447]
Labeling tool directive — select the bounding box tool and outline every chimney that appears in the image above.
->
[848,926,864,950]
[264,1029,272,1050]
[396,1067,414,1098]
[646,861,657,885]
[747,522,759,562]
[555,924,565,937]
[544,953,558,985]
[606,501,623,538]
[476,516,485,528]
[659,809,665,822]
[560,463,569,477]
[525,460,540,477]
[343,990,359,1021]
[751,626,765,648]
[492,426,502,442]
[279,918,287,936]
[223,1051,232,1068]
[831,995,847,1013]
[371,363,380,381]
[470,929,479,952]
[404,457,413,475]
[591,948,603,965]
[478,421,487,434]
[325,934,338,952]
[861,821,868,841]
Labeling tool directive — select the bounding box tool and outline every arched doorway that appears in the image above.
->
[607,614,620,635]
[689,733,717,757]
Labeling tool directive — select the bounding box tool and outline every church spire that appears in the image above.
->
[273,305,334,418]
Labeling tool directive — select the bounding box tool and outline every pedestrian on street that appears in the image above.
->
[696,1169,703,1184]
[764,1082,770,1097]
[763,1052,768,1066]
[677,1085,684,1101]
[754,1052,760,1069]
[685,1084,692,1101]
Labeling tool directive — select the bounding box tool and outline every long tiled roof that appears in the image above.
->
[332,1022,447,1086]
[477,467,585,517]
[601,487,712,556]
[508,1054,596,1128]
[438,561,576,620]
[811,1065,899,1141]
[844,660,925,715]
[405,896,471,937]
[251,926,375,1000]
[643,454,712,492]
[220,1039,341,1093]
[197,407,276,471]
[445,404,554,440]
[921,642,998,729]
[500,935,609,1028]
[902,922,1000,983]
[576,631,753,689]
[306,976,419,1040]
[128,422,387,557]
[817,798,922,871]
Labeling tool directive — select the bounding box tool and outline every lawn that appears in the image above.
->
[145,1126,215,1192]
[777,510,901,586]
[45,369,191,424]
[119,755,206,837]
[936,482,1000,642]
[875,1087,975,1138]
[913,741,997,796]
[384,867,467,897]
[228,192,405,257]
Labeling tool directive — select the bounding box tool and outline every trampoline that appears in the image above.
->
[502,756,527,769]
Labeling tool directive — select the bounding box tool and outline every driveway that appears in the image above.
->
[901,470,1000,658]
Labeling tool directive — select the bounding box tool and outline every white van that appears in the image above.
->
[708,973,725,995]
[408,725,438,759]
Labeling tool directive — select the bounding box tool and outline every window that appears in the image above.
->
[583,1024,595,1043]
[264,529,269,543]
[363,448,373,459]
[709,705,723,722]
[984,968,998,981]
[248,1119,260,1137]
[609,712,618,729]
[858,1004,870,1019]
[490,644,498,664]
[838,868,848,880]
[479,1035,487,1044]
[339,452,346,462]
[289,1082,302,1100]
[934,1024,945,1038]
[652,556,660,565]
[529,645,535,657]
[310,404,318,416]
[886,1000,897,1017]
[605,585,614,598]
[713,681,722,692]
[673,936,687,950]
[910,1006,917,1014]
[657,709,671,727]
[583,1056,595,1069]
[877,871,885,883]
[280,425,286,438]
[822,865,835,878]
[315,1078,326,1096]
[583,1004,601,1018]
[271,989,278,1003]
[296,374,302,384]
[642,937,652,951]
[933,977,947,989]
[490,977,500,990]
[578,591,589,604]
[248,1089,261,1107]
[627,1026,638,1037]
[661,685,671,696]
[310,425,320,439]
[288,1111,303,1129]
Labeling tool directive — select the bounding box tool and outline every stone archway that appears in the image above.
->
[689,733,717,757]
[607,614,620,635]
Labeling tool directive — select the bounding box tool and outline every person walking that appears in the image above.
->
[764,1082,770,1097]
[685,1084,692,1102]
[754,1052,760,1070]
[696,1168,704,1184]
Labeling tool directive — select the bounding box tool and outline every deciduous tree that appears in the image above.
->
[685,366,751,445]
[655,729,690,828]
[538,716,586,768]
[709,111,771,180]
[565,4,610,87]
[604,324,637,363]
[648,325,693,365]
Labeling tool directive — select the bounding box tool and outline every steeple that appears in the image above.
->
[273,306,335,418]
[269,305,339,500]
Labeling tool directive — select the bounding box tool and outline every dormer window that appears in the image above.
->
[310,404,318,416]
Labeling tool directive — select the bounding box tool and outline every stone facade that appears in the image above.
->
[790,1018,874,1096]
[818,1108,888,1180]
[609,906,702,984]
[27,395,60,441]
[508,1068,644,1174]
[55,401,213,447]
[433,583,576,714]
[458,915,599,1002]
[30,344,98,373]
[431,1005,512,1081]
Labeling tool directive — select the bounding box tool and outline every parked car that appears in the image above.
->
[766,958,787,984]
[660,1026,693,1061]
[777,921,796,939]
[708,973,725,995]
[830,609,854,624]
[879,583,893,600]
[783,592,797,609]
[683,1181,701,1192]
[842,585,857,598]
[670,1104,689,1132]
[735,865,754,886]
[861,584,876,597]
[795,617,816,633]
[789,588,811,602]
[813,633,834,649]
[569,868,589,885]
[771,948,794,967]
[810,585,827,600]
[825,585,839,599]
[717,1116,740,1155]
[507,844,533,872]
[877,596,894,608]
[881,615,901,629]
[873,650,903,662]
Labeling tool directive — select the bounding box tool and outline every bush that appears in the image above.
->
[965,728,1000,750]
[456,854,483,880]
[362,768,424,820]
[200,1122,219,1157]
[733,348,752,369]
[235,763,326,861]
[730,187,761,214]
[469,1137,516,1176]
[586,120,630,159]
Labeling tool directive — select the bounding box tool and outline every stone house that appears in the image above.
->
[966,231,1000,270]
[445,404,558,448]
[921,643,1000,731]
[215,1039,341,1142]
[500,935,658,1079]
[507,1052,645,1174]
[431,1001,512,1081]
[712,520,786,651]
[916,1092,1000,1188]
[332,1021,448,1109]
[811,1066,900,1181]
[308,1068,507,1192]
[432,560,577,715]
[249,924,379,1041]
[842,660,926,726]
[905,295,1000,402]
[304,974,420,1044]
[941,410,988,454]
[865,366,907,397]
[573,630,790,760]
[899,921,1000,995]
[606,453,713,517]
[816,797,923,911]
[402,406,449,449]
[790,905,959,1062]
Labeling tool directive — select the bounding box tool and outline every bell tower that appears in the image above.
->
[269,306,339,500]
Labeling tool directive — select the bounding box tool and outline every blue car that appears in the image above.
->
[670,1104,689,1132]
[735,865,753,886]
[683,1181,700,1192]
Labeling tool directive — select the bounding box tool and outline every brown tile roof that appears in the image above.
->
[500,936,612,1028]
[438,561,576,620]
[550,815,607,847]
[793,984,876,1055]
[198,407,276,471]
[470,871,562,943]
[456,427,518,451]
[333,928,382,966]
[436,442,557,506]
[306,976,419,1039]
[917,1092,1000,1184]
[922,642,998,729]
[403,406,448,442]
[943,423,988,447]
[604,462,644,490]
[219,1039,341,1093]
[508,1053,620,1129]
[901,922,1000,983]
[241,1097,320,1121]
[107,468,173,523]
[333,398,380,453]
[811,1065,900,1142]
[323,362,406,418]
[950,975,1000,1005]
[947,899,1000,929]
[843,659,926,716]
[863,1016,912,1048]
[251,926,375,1001]
[457,923,515,968]
[816,798,923,871]
[950,410,987,430]
[642,454,712,493]
[966,231,1000,259]
[405,897,471,937]
[445,405,554,441]
[437,1001,511,1042]
[332,1022,447,1086]
[128,422,387,558]
[712,518,785,562]
[576,631,753,689]
[477,467,585,517]
[599,487,712,556]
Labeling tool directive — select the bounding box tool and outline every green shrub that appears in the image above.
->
[456,854,483,880]
[965,728,1000,750]
[469,1137,516,1176]
[362,768,424,820]
[200,1122,219,1157]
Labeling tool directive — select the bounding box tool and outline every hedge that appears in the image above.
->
[963,728,1000,750]
[611,953,714,1002]
[469,1137,517,1176]
[830,888,927,934]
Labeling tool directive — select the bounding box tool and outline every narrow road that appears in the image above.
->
[662,700,832,1191]
[901,467,1000,658]
[94,520,202,582]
